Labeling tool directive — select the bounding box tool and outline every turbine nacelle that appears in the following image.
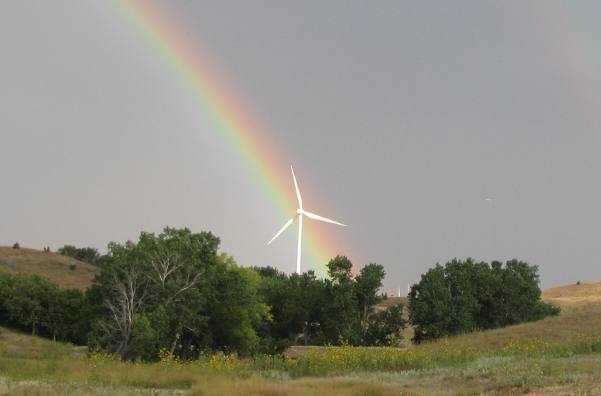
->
[268,166,347,274]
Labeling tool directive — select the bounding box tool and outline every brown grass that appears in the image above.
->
[191,376,408,396]
[0,246,96,290]
[542,281,601,306]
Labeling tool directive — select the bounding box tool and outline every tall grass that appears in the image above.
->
[4,317,601,381]
[4,343,601,395]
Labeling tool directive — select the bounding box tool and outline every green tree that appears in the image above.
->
[88,227,269,360]
[0,272,85,343]
[408,264,452,343]
[58,245,106,266]
[323,256,360,344]
[255,269,329,350]
[6,274,55,336]
[87,240,149,360]
[500,259,559,324]
[327,255,353,284]
[364,304,407,346]
[354,263,386,340]
[135,228,219,356]
[128,314,158,361]
[58,245,78,258]
[0,273,14,325]
[254,268,299,351]
[444,258,481,333]
[44,288,85,341]
[409,258,559,343]
[205,257,270,356]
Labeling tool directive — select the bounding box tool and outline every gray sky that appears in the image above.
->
[1,1,600,292]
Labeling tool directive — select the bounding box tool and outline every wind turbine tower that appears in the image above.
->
[268,166,346,274]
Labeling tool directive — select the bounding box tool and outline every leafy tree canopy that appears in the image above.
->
[408,258,560,343]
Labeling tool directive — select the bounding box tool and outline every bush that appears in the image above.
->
[12,242,20,249]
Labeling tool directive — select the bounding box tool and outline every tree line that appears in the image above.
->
[0,227,558,361]
[0,272,85,342]
[409,258,560,343]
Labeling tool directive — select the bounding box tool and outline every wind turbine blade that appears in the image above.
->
[296,214,302,274]
[267,217,295,245]
[290,165,303,209]
[302,211,347,227]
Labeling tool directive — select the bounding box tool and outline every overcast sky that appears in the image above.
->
[1,1,600,293]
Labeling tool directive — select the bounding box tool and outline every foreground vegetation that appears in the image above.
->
[1,293,601,395]
[2,229,412,359]
[0,229,576,394]
[1,227,557,363]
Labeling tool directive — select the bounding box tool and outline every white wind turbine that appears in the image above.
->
[267,166,346,274]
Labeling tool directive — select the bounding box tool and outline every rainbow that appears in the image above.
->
[538,2,601,113]
[113,0,344,276]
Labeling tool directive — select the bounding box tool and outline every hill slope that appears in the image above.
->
[404,281,601,350]
[0,247,97,290]
[543,281,601,306]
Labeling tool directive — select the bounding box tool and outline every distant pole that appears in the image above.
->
[398,287,401,297]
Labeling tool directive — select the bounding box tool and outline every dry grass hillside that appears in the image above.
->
[0,246,96,290]
[543,281,601,306]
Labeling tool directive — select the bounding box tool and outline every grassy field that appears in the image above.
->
[0,246,96,290]
[1,279,601,395]
[0,248,599,394]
